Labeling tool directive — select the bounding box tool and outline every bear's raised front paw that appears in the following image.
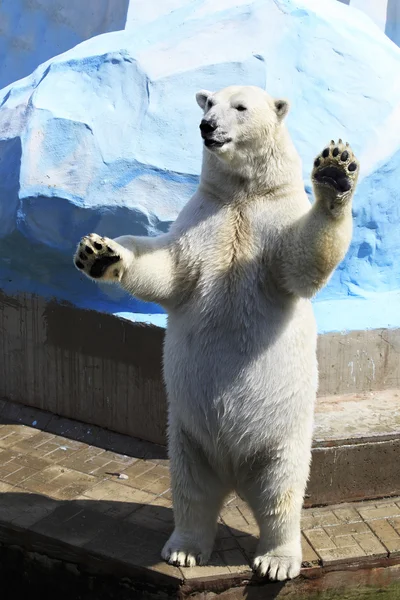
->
[312,139,359,196]
[74,233,123,281]
[161,532,211,567]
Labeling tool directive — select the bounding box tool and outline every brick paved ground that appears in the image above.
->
[0,399,399,592]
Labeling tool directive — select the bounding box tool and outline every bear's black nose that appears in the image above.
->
[200,119,217,134]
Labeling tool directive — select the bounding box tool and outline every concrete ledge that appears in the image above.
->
[0,291,399,446]
[307,390,400,506]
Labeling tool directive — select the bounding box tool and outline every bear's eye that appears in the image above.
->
[207,99,214,109]
[235,105,247,112]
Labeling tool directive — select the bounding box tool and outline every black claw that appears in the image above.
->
[79,252,87,261]
[348,162,357,172]
[322,148,329,158]
[314,158,321,168]
[340,150,349,161]
[75,260,84,269]
[332,147,339,157]
[85,245,94,254]
[94,242,103,250]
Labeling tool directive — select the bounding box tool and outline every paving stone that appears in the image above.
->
[301,533,320,566]
[11,501,56,529]
[0,423,37,439]
[310,510,341,527]
[215,535,242,552]
[352,532,387,557]
[126,507,173,534]
[58,448,109,473]
[85,520,167,562]
[27,436,87,462]
[160,489,172,501]
[216,522,233,539]
[0,485,50,523]
[0,461,24,481]
[222,548,251,573]
[220,506,258,536]
[333,507,363,524]
[10,431,56,453]
[9,453,51,471]
[382,538,400,556]
[318,544,367,565]
[83,479,156,504]
[125,494,173,531]
[304,528,337,551]
[92,460,137,478]
[236,535,257,562]
[118,461,157,479]
[20,466,98,499]
[367,518,400,543]
[74,495,137,519]
[390,517,400,534]
[138,560,182,581]
[0,449,23,466]
[131,475,171,495]
[358,504,400,520]
[237,503,258,528]
[1,466,36,486]
[182,551,233,579]
[324,521,370,536]
[32,505,114,547]
[20,465,68,485]
[101,450,139,466]
[300,514,315,530]
[330,535,358,549]
[375,500,400,509]
[60,450,136,478]
[0,481,14,492]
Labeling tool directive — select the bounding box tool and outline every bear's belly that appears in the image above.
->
[163,297,318,448]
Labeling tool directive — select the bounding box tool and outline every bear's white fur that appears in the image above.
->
[74,85,358,581]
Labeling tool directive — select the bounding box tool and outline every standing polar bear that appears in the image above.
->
[75,86,358,581]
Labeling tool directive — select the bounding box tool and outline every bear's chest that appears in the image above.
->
[177,202,281,313]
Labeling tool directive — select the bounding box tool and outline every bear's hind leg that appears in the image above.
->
[237,454,309,581]
[162,425,229,567]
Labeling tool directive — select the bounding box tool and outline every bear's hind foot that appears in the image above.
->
[161,531,212,567]
[253,541,302,581]
[312,140,359,207]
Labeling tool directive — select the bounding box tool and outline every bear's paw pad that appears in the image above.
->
[74,233,122,280]
[312,139,359,195]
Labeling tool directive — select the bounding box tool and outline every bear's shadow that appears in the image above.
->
[0,490,290,597]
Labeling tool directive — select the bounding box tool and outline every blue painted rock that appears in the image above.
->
[0,0,399,331]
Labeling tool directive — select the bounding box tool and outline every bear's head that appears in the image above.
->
[196,85,289,157]
[195,85,301,193]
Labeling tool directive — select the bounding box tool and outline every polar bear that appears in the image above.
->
[74,85,358,581]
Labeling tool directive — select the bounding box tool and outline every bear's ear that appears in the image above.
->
[196,89,213,110]
[274,99,290,121]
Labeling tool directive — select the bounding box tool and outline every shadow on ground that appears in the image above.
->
[0,490,294,599]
